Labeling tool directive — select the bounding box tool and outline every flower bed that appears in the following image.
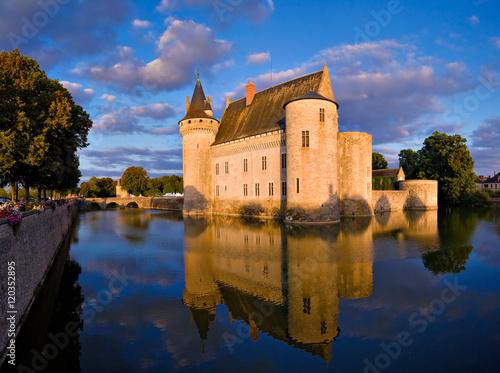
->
[0,201,23,226]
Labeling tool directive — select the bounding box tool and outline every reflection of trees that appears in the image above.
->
[422,245,473,275]
[438,208,478,248]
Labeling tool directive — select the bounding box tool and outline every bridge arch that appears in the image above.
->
[126,202,139,208]
[89,202,102,210]
[106,202,121,209]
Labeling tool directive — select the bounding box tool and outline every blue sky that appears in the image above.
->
[1,0,499,181]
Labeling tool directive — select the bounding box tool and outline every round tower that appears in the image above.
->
[283,91,340,223]
[338,132,372,216]
[179,70,219,214]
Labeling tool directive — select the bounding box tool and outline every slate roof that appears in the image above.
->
[284,90,338,109]
[372,168,403,178]
[212,65,335,146]
[181,77,217,121]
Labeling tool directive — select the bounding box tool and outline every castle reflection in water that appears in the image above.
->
[181,210,439,362]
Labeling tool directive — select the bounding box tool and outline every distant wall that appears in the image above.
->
[151,197,184,211]
[399,180,438,209]
[371,180,438,213]
[372,191,408,213]
[0,201,78,357]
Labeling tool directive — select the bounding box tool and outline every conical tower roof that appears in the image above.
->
[181,70,217,121]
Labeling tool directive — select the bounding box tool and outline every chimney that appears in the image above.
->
[186,96,190,113]
[226,97,231,109]
[246,82,255,106]
[117,178,121,186]
[495,171,497,176]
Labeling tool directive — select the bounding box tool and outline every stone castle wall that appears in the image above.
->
[372,191,408,212]
[180,118,219,214]
[338,132,372,216]
[285,98,339,223]
[0,201,78,356]
[399,180,438,209]
[211,131,285,218]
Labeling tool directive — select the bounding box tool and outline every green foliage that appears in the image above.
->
[80,177,116,197]
[121,167,149,196]
[417,132,476,204]
[461,190,490,207]
[372,176,399,190]
[372,152,388,170]
[422,246,473,275]
[0,188,9,197]
[398,148,419,179]
[0,49,92,199]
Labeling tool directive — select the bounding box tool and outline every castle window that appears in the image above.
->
[199,119,202,122]
[243,158,248,173]
[188,120,191,124]
[225,161,229,174]
[297,178,300,193]
[302,131,309,147]
[215,185,220,197]
[262,156,267,171]
[269,182,274,196]
[321,321,327,335]
[366,166,370,178]
[303,298,311,314]
[197,143,199,149]
[281,153,286,169]
[215,163,219,175]
[255,183,260,196]
[320,108,325,123]
[282,181,287,196]
[244,184,248,196]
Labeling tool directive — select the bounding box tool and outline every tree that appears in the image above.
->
[372,152,388,170]
[0,49,92,201]
[121,167,149,196]
[422,246,473,275]
[417,132,476,204]
[398,149,419,179]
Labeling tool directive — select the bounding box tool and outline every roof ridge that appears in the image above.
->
[230,69,324,103]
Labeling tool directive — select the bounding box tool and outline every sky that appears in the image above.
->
[1,0,499,182]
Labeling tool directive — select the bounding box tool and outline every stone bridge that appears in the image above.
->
[79,196,183,211]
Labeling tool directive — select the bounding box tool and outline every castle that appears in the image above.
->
[179,65,437,223]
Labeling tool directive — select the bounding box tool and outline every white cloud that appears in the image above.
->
[60,80,94,104]
[100,94,117,102]
[75,19,232,92]
[490,37,500,49]
[246,51,271,65]
[133,19,151,28]
[467,15,479,24]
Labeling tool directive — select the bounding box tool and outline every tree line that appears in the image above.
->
[374,132,485,206]
[79,167,183,198]
[0,49,92,201]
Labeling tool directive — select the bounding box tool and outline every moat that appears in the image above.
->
[5,208,500,372]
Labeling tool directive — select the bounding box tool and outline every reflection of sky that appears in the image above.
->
[69,209,500,372]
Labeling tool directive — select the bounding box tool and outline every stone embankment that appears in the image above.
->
[0,200,78,359]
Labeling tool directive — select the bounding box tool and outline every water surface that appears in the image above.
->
[7,208,500,372]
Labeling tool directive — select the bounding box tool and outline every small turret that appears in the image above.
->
[179,70,220,214]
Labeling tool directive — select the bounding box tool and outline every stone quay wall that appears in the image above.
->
[0,200,78,357]
[372,191,408,213]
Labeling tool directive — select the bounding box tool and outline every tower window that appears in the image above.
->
[197,143,199,149]
[262,156,267,171]
[269,182,274,196]
[320,108,325,123]
[255,183,260,196]
[243,184,248,196]
[297,178,300,193]
[225,161,229,174]
[215,163,219,175]
[281,153,286,169]
[243,159,248,173]
[302,131,309,147]
[188,120,191,124]
[199,119,203,122]
[215,185,220,197]
[282,181,287,196]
